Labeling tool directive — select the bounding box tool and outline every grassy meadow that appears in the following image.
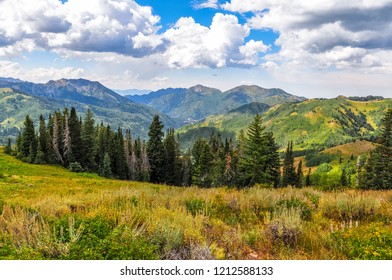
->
[1,147,392,260]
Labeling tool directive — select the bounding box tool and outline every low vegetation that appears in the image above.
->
[1,148,392,260]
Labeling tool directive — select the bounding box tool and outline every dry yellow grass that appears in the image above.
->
[1,147,392,260]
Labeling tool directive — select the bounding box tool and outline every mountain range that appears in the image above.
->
[178,96,391,150]
[125,84,306,123]
[0,78,175,143]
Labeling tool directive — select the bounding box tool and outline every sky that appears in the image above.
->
[1,0,392,98]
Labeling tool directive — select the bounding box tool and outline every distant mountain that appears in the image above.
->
[0,77,24,83]
[125,84,305,122]
[114,89,152,96]
[178,97,392,150]
[0,78,177,143]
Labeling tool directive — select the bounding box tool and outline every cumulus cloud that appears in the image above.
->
[162,14,269,68]
[193,0,219,9]
[0,0,269,68]
[0,60,85,82]
[221,0,392,71]
[0,0,161,56]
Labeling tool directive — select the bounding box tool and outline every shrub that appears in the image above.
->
[276,197,313,221]
[69,162,83,173]
[321,193,381,221]
[333,223,392,259]
[184,198,206,217]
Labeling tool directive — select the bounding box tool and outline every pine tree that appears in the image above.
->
[113,128,127,179]
[164,128,180,185]
[359,108,392,189]
[180,149,192,186]
[124,129,133,179]
[140,141,150,182]
[5,138,12,155]
[147,115,166,184]
[81,109,96,170]
[69,107,83,164]
[305,168,311,186]
[238,114,278,187]
[37,115,49,163]
[21,115,37,162]
[101,152,112,178]
[282,141,297,187]
[295,160,303,188]
[264,132,280,187]
[63,110,73,165]
[191,138,213,187]
[52,113,64,164]
[340,167,348,187]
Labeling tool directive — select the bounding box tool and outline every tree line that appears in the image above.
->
[5,108,297,188]
[5,107,392,190]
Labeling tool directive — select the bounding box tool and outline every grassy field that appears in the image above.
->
[1,147,392,260]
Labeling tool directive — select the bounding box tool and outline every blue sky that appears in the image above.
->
[1,0,392,98]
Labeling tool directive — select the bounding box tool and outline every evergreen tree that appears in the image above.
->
[52,113,64,164]
[140,141,150,182]
[15,132,22,157]
[180,149,192,186]
[305,168,311,186]
[192,139,213,187]
[340,167,348,187]
[113,128,128,179]
[69,107,83,164]
[124,129,133,179]
[264,132,280,187]
[37,115,49,163]
[81,109,96,170]
[282,141,297,187]
[359,108,392,189]
[101,152,112,178]
[295,160,303,188]
[147,115,166,184]
[5,138,12,155]
[238,114,278,187]
[164,128,180,185]
[63,110,73,165]
[21,115,37,162]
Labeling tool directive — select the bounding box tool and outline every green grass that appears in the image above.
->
[1,147,392,260]
[179,98,392,151]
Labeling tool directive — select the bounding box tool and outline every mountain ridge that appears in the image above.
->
[126,84,306,122]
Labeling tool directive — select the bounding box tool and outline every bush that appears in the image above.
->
[184,198,206,217]
[276,197,313,221]
[69,162,83,173]
[333,223,392,259]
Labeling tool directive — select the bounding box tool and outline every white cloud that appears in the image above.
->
[193,0,219,9]
[0,60,85,82]
[0,0,269,69]
[162,13,269,68]
[220,0,392,74]
[0,0,161,56]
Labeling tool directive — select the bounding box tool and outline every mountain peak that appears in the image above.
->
[189,84,221,93]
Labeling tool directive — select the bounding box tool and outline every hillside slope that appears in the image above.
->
[179,97,391,150]
[0,79,177,143]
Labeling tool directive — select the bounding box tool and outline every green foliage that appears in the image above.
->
[333,223,392,259]
[238,114,280,187]
[305,152,337,167]
[69,162,83,173]
[147,115,166,184]
[282,141,297,186]
[184,198,206,216]
[4,138,12,155]
[276,197,313,221]
[359,108,392,190]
